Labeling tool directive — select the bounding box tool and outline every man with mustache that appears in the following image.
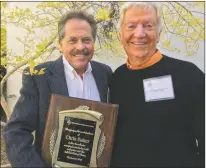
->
[110,2,204,167]
[4,11,112,167]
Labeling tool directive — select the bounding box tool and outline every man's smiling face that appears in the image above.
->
[120,6,160,66]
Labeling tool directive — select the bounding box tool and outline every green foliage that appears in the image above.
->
[1,2,7,57]
[1,2,7,71]
[1,1,205,76]
[1,27,6,57]
[96,9,110,22]
[1,57,7,67]
[161,2,204,54]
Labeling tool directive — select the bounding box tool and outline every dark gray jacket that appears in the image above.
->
[4,57,112,167]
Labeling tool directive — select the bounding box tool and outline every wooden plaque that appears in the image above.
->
[42,94,119,167]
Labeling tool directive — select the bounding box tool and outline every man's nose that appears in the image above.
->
[134,25,146,38]
[76,41,85,50]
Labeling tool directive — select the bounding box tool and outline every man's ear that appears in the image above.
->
[58,40,63,53]
[157,29,162,43]
[118,32,122,44]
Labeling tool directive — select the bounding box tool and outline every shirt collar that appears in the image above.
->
[63,55,92,78]
[126,50,163,70]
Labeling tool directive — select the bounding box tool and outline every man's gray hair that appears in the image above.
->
[118,2,162,33]
[58,10,97,41]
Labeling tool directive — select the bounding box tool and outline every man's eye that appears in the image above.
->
[83,38,92,43]
[68,39,76,44]
[126,24,136,30]
[143,24,154,30]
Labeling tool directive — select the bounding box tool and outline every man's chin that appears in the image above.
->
[131,54,146,59]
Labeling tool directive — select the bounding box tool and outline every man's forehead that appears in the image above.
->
[123,7,157,22]
[66,35,92,39]
[64,19,91,30]
[125,6,156,16]
[64,20,93,38]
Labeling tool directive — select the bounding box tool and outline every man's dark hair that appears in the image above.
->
[58,11,97,41]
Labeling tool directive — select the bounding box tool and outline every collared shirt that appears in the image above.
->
[63,56,100,101]
[126,50,163,70]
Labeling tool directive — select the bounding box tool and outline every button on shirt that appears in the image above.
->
[63,56,100,101]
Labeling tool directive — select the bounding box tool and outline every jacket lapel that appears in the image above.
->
[91,61,107,102]
[47,57,69,96]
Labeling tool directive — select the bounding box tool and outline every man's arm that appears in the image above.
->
[193,66,205,167]
[3,69,45,167]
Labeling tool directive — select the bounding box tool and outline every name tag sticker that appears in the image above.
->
[143,75,175,102]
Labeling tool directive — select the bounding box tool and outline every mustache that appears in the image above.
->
[72,48,90,56]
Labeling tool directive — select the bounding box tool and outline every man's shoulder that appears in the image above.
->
[162,55,202,72]
[91,60,110,68]
[113,64,127,74]
[91,60,112,73]
[163,55,196,66]
[35,57,62,69]
[24,57,62,73]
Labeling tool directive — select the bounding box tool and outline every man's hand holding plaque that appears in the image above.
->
[42,94,118,167]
